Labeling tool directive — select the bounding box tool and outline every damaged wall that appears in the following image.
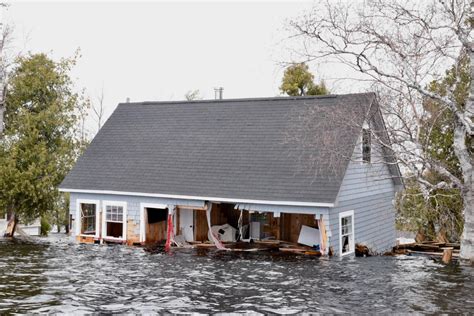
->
[69,192,205,244]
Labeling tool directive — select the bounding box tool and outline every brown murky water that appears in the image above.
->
[0,234,473,314]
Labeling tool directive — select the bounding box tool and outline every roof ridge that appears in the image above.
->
[120,92,375,106]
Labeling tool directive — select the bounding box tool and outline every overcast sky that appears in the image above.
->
[4,1,351,135]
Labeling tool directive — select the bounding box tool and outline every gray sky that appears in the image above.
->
[5,1,345,135]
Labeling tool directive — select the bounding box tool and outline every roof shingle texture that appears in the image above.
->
[60,93,375,204]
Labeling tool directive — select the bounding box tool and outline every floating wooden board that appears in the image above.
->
[254,240,281,245]
[194,243,216,248]
[278,247,306,253]
[230,248,264,252]
[406,250,459,257]
[304,250,322,256]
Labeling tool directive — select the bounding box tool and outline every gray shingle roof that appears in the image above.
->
[60,93,377,204]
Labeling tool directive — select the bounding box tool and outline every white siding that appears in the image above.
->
[329,137,397,256]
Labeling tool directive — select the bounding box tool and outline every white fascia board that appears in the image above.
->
[59,188,335,208]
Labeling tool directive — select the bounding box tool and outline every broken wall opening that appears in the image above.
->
[191,203,321,245]
[280,213,319,244]
[145,207,168,243]
[187,203,247,242]
[247,212,319,243]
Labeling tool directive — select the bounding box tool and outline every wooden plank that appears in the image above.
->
[146,220,167,243]
[76,235,95,244]
[416,244,441,251]
[254,240,281,245]
[144,207,168,244]
[441,247,453,264]
[407,250,459,257]
[194,243,215,248]
[445,243,461,249]
[304,250,322,256]
[176,208,181,235]
[194,209,208,242]
[280,213,318,244]
[279,247,306,253]
[176,205,206,210]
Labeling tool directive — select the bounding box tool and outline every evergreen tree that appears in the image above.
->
[0,53,88,236]
[280,63,329,96]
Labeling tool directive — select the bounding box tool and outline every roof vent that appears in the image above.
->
[126,97,130,103]
[214,87,223,100]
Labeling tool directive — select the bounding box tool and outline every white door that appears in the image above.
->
[180,209,194,242]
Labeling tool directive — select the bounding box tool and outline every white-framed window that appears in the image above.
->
[102,201,127,240]
[339,210,355,256]
[76,199,100,238]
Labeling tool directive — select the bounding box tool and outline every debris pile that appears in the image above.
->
[144,239,325,256]
[355,244,372,257]
[392,241,460,263]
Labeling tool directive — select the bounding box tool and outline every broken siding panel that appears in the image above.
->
[329,139,396,256]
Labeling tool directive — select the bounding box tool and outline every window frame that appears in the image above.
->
[362,127,371,164]
[339,210,355,257]
[102,200,127,241]
[76,199,100,239]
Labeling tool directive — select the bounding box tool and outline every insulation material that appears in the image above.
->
[297,225,321,247]
[208,224,237,242]
[206,204,227,250]
[319,216,328,255]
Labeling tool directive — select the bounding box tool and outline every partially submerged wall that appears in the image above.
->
[69,192,331,247]
[329,139,397,256]
[69,192,205,244]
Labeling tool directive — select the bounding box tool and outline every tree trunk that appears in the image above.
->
[459,38,474,260]
[3,212,18,237]
[460,180,474,260]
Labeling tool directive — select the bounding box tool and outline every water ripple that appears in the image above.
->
[0,235,473,313]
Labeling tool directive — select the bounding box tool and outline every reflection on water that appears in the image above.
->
[0,235,473,314]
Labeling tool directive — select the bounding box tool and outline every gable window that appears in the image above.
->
[362,128,371,163]
[339,210,355,256]
[103,201,127,240]
[76,199,100,238]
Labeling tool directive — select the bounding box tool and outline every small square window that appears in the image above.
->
[105,204,125,239]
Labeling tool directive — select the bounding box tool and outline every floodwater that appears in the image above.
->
[0,235,473,314]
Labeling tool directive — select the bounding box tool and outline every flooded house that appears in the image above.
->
[59,93,402,256]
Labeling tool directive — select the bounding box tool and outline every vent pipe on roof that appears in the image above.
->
[126,97,130,103]
[214,87,224,100]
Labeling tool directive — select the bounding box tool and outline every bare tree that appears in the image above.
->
[92,85,106,132]
[0,2,11,136]
[289,0,473,259]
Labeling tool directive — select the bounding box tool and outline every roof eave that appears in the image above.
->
[59,188,335,208]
